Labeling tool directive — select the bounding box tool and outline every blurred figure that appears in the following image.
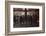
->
[32,12,39,27]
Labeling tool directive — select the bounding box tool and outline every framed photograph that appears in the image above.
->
[5,1,45,36]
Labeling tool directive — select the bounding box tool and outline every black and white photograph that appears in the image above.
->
[10,5,43,32]
[5,2,45,34]
[13,8,39,28]
[5,0,45,35]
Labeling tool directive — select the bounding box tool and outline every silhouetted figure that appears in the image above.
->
[24,8,27,26]
[20,16,22,23]
[27,15,32,27]
[32,13,39,27]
